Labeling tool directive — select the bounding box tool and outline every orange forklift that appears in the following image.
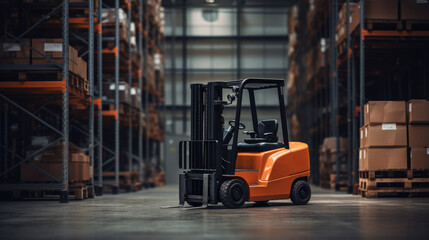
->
[177,78,311,208]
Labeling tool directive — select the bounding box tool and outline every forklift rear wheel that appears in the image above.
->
[290,180,311,205]
[220,179,247,209]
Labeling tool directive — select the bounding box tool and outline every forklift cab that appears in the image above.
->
[178,78,310,209]
[221,80,289,154]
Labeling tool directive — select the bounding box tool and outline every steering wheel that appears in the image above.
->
[228,120,245,130]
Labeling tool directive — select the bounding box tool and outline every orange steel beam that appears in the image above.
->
[0,81,89,106]
[0,81,63,89]
[94,98,102,109]
[362,29,429,39]
[102,47,118,56]
[103,110,118,120]
[44,18,98,30]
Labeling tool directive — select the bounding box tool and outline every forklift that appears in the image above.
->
[177,78,311,208]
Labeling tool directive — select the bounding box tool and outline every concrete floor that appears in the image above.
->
[1,185,429,240]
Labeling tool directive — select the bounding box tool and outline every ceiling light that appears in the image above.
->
[205,0,215,3]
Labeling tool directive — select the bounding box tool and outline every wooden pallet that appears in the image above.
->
[330,182,348,191]
[360,170,429,180]
[359,170,429,198]
[101,171,142,192]
[404,20,429,31]
[366,20,403,31]
[0,183,94,201]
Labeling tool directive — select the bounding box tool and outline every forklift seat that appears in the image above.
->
[244,119,279,144]
[237,142,284,153]
[238,119,282,152]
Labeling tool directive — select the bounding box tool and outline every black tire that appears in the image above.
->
[290,180,311,205]
[186,200,202,207]
[220,179,247,209]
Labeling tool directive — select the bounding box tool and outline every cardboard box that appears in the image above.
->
[408,99,429,123]
[0,39,31,64]
[338,2,358,26]
[410,147,429,170]
[365,0,398,20]
[409,124,429,147]
[76,58,87,80]
[363,147,407,171]
[322,137,348,153]
[316,38,329,71]
[131,87,141,109]
[359,148,364,171]
[401,0,429,21]
[102,82,130,104]
[32,38,78,74]
[364,101,406,125]
[21,148,90,183]
[360,127,365,148]
[21,159,90,183]
[365,124,407,147]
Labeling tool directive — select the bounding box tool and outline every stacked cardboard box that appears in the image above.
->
[130,22,136,50]
[21,142,90,183]
[0,39,31,64]
[408,99,429,170]
[130,87,141,109]
[365,0,398,20]
[287,5,299,57]
[335,2,359,46]
[360,101,407,171]
[102,81,130,104]
[401,0,429,21]
[0,38,87,83]
[101,8,129,43]
[319,137,348,189]
[147,54,156,93]
[307,0,329,44]
[32,39,87,80]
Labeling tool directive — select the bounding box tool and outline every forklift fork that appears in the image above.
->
[161,173,213,210]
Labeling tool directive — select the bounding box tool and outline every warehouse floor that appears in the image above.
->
[1,185,429,240]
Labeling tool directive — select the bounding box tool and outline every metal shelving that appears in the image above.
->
[0,0,93,202]
[0,0,165,200]
[288,0,429,193]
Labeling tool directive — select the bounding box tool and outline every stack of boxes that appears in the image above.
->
[32,38,87,81]
[359,100,429,197]
[359,101,407,171]
[319,137,348,190]
[102,82,131,104]
[101,8,129,44]
[335,2,359,47]
[0,39,31,64]
[130,87,141,109]
[408,100,429,171]
[0,38,87,81]
[21,142,90,183]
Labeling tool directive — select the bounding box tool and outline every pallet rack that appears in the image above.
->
[0,0,94,202]
[0,0,165,201]
[95,0,164,193]
[287,0,429,193]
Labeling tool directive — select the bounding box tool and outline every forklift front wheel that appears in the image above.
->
[290,180,311,205]
[220,179,247,209]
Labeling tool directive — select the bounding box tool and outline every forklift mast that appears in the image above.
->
[189,82,228,181]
